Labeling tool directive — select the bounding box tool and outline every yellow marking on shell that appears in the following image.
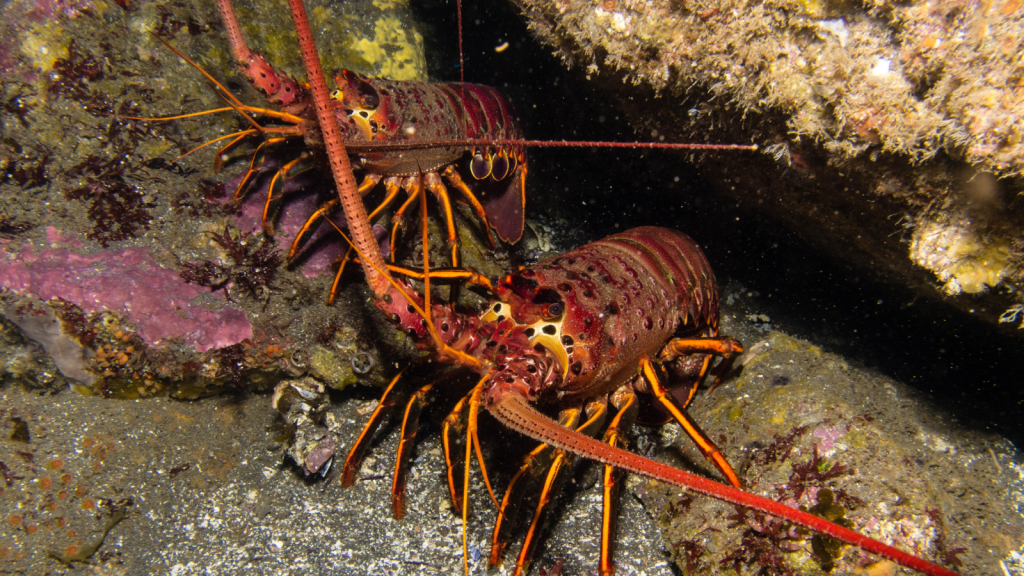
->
[330,89,378,141]
[480,303,569,379]
[480,302,512,323]
[526,320,569,380]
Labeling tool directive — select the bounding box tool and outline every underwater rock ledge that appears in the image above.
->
[509,0,1024,330]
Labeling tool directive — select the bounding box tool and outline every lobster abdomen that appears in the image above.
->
[497,227,720,401]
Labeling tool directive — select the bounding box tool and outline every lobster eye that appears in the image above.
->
[544,302,564,318]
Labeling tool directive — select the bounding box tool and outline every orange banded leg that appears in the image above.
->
[512,400,607,576]
[341,368,408,487]
[357,173,382,196]
[381,264,495,292]
[424,172,460,267]
[658,336,745,405]
[391,380,436,519]
[327,246,355,305]
[456,377,497,575]
[442,392,472,513]
[289,199,339,260]
[390,182,423,263]
[600,388,639,576]
[231,138,272,201]
[262,152,313,234]
[639,357,742,488]
[290,174,386,258]
[489,408,582,567]
[441,165,496,247]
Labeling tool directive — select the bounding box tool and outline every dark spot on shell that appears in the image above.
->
[441,322,449,332]
[658,318,665,329]
[542,324,557,335]
[567,258,576,265]
[605,303,619,315]
[582,290,593,298]
[565,271,577,280]
[494,304,502,312]
[498,344,507,353]
[577,333,586,341]
[571,362,583,375]
[558,283,572,292]
[561,335,574,346]
[524,327,536,337]
[486,340,498,348]
[407,304,416,313]
[587,266,595,273]
[643,317,653,330]
[526,365,537,373]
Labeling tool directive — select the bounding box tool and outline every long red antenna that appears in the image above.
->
[344,139,758,152]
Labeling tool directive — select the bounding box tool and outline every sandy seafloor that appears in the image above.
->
[1,0,1024,575]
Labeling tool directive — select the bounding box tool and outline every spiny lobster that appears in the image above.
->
[140,0,751,305]
[256,1,967,575]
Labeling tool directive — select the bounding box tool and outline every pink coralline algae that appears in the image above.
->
[0,229,252,352]
[812,426,847,454]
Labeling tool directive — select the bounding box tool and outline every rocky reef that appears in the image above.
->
[509,0,1024,329]
[0,0,1021,574]
[0,0,444,401]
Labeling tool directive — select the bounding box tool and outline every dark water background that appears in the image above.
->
[410,0,1024,448]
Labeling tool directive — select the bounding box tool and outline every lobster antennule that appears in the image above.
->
[486,393,963,576]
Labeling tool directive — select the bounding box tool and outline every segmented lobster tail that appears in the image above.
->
[593,226,720,329]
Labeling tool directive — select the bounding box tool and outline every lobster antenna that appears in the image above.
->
[345,139,759,152]
[488,394,963,576]
[154,35,247,111]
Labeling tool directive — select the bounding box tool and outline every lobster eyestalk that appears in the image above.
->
[485,392,963,576]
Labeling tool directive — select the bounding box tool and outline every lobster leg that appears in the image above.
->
[512,400,607,576]
[424,172,461,267]
[391,380,436,519]
[599,388,639,576]
[327,247,355,306]
[441,165,497,248]
[442,391,471,513]
[389,182,423,263]
[639,356,742,488]
[657,336,745,404]
[340,369,408,487]
[489,407,581,566]
[261,152,314,234]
